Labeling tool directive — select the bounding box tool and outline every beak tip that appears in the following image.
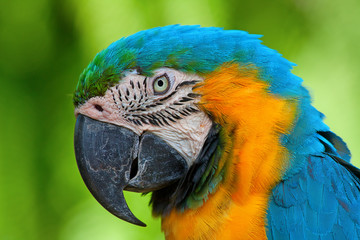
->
[137,221,147,227]
[112,211,147,227]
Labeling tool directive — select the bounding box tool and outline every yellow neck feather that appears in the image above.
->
[161,64,297,240]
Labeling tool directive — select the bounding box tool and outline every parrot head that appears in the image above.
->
[74,67,214,226]
[73,25,327,227]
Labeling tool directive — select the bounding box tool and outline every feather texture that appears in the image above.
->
[74,25,304,107]
[73,25,360,240]
[267,153,360,240]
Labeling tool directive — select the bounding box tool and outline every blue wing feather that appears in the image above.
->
[267,133,360,240]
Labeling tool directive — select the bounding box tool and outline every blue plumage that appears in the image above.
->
[76,25,331,171]
[74,25,360,238]
[267,132,360,239]
[75,25,306,107]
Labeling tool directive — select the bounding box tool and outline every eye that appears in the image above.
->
[153,74,170,95]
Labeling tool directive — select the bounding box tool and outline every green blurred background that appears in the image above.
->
[0,0,359,239]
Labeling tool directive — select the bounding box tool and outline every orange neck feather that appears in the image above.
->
[161,64,297,240]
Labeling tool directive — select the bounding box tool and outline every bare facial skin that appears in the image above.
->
[75,68,213,166]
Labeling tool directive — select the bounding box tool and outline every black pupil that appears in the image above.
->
[158,79,164,87]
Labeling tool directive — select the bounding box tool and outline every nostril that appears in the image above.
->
[130,157,138,180]
[94,104,104,112]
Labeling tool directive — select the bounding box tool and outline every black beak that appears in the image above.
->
[74,114,188,226]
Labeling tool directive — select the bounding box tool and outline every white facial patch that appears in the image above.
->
[75,68,213,166]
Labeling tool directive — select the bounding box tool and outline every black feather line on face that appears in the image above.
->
[119,92,123,102]
[179,110,190,116]
[179,97,193,102]
[175,80,200,90]
[112,76,201,127]
[159,91,177,102]
[166,116,176,123]
[187,93,201,98]
[187,106,199,112]
[140,117,149,124]
[143,77,147,89]
[149,119,159,126]
[110,88,124,114]
[126,102,200,126]
[170,112,182,120]
[161,117,170,126]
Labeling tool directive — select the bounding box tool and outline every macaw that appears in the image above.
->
[73,25,360,240]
